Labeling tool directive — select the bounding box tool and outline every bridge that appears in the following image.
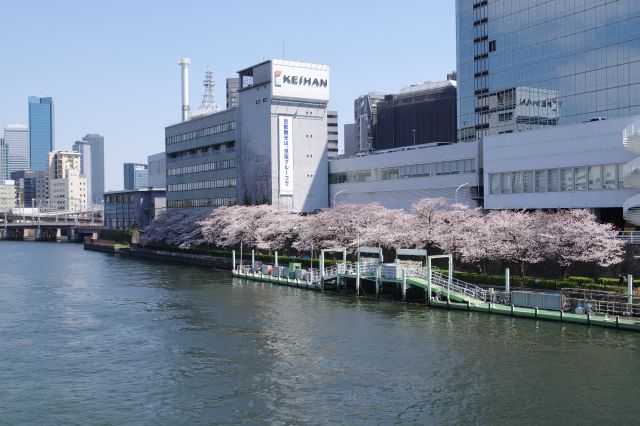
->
[1,210,104,241]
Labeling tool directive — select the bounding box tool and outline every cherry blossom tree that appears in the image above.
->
[410,197,448,247]
[542,209,624,277]
[140,208,212,247]
[432,203,483,260]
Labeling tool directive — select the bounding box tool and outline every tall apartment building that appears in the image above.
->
[147,152,166,188]
[28,96,54,171]
[48,151,87,211]
[4,124,29,174]
[226,77,240,109]
[327,110,339,159]
[343,123,357,157]
[123,163,149,190]
[456,0,640,141]
[82,134,105,205]
[72,140,92,206]
[11,170,48,209]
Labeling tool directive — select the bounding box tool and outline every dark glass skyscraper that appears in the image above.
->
[28,96,54,171]
[457,0,640,141]
[123,163,149,190]
[82,134,105,204]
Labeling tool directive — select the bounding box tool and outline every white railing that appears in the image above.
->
[616,231,640,244]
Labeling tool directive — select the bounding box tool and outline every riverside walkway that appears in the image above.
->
[231,249,640,332]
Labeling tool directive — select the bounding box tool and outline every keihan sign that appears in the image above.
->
[274,70,328,88]
[271,61,329,102]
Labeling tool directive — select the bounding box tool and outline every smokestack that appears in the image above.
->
[179,57,191,122]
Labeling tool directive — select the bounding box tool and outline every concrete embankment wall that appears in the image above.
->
[84,242,119,254]
[128,247,232,269]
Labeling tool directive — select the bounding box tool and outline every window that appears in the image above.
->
[574,167,587,190]
[511,171,522,193]
[490,174,500,194]
[588,165,602,190]
[535,170,547,192]
[548,169,559,192]
[560,168,573,191]
[523,171,534,192]
[603,164,617,189]
[619,164,625,188]
[489,40,496,52]
[500,173,511,193]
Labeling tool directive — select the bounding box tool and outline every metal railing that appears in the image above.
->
[616,231,640,244]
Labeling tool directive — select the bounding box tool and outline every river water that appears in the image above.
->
[0,241,638,425]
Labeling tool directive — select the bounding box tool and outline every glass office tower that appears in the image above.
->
[123,163,149,190]
[457,0,640,141]
[28,96,54,171]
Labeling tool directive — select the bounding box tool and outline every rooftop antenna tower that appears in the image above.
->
[192,68,221,117]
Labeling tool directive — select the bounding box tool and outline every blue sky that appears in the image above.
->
[0,1,456,191]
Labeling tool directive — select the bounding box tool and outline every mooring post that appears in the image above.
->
[232,250,236,271]
[627,274,634,305]
[616,315,620,328]
[402,269,407,302]
[251,250,255,270]
[427,264,432,306]
[375,266,381,299]
[511,305,514,316]
[535,307,539,319]
[275,250,278,268]
[356,262,361,297]
[505,267,510,294]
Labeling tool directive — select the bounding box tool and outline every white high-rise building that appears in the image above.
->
[0,179,16,212]
[4,124,29,174]
[72,140,92,206]
[48,151,87,211]
[327,110,339,159]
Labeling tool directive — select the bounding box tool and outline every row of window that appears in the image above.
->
[489,163,625,194]
[168,178,236,192]
[166,121,236,145]
[167,142,235,163]
[329,158,477,184]
[105,194,137,204]
[167,159,235,177]
[168,197,236,208]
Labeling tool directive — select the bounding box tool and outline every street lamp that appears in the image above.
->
[333,189,347,207]
[412,129,416,146]
[455,182,470,205]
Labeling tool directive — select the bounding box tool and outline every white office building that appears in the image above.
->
[72,140,92,205]
[0,179,16,212]
[48,151,88,211]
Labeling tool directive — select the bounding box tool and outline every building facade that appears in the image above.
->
[327,110,339,159]
[0,138,7,180]
[166,58,330,213]
[123,163,149,190]
[10,170,48,209]
[104,188,166,230]
[28,96,54,171]
[48,151,87,211]
[148,152,166,188]
[82,134,105,205]
[0,180,16,212]
[343,123,357,157]
[484,116,638,226]
[457,0,640,141]
[226,77,240,109]
[375,80,458,150]
[72,140,92,206]
[329,142,480,210]
[354,93,385,153]
[4,124,29,174]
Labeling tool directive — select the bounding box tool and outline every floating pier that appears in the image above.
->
[231,249,640,332]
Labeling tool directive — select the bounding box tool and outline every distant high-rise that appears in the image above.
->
[123,163,148,190]
[72,140,92,206]
[48,151,87,211]
[28,96,54,171]
[147,152,166,188]
[0,139,8,180]
[343,123,357,157]
[4,124,29,174]
[354,93,385,152]
[11,170,48,209]
[327,111,339,159]
[226,77,240,109]
[82,134,104,204]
